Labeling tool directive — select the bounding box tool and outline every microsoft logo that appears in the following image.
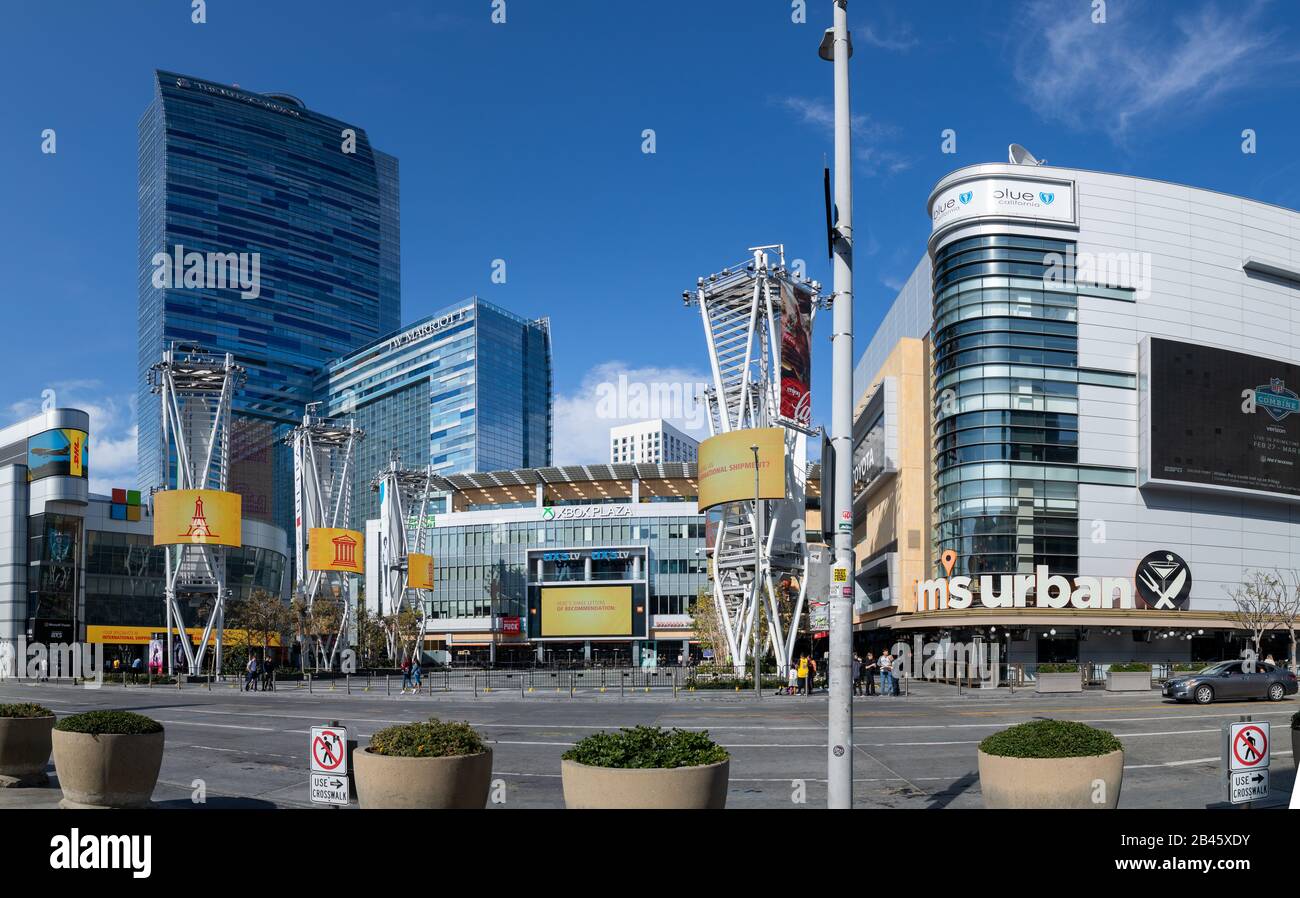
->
[542,506,555,520]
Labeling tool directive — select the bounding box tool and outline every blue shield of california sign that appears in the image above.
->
[1038,192,1055,205]
[958,191,973,205]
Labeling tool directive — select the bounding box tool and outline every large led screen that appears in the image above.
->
[538,586,634,638]
[1146,337,1300,499]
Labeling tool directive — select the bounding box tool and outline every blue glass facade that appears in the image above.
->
[322,298,553,529]
[137,71,400,540]
[930,234,1138,582]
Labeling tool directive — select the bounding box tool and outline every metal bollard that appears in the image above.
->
[386,674,390,696]
[308,673,313,694]
[347,674,351,695]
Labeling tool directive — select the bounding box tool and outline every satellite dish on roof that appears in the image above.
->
[1008,143,1045,166]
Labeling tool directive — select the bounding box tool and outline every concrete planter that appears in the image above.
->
[1105,671,1152,692]
[1035,672,1082,693]
[978,749,1124,808]
[353,747,492,809]
[562,758,729,809]
[51,729,164,808]
[0,716,55,787]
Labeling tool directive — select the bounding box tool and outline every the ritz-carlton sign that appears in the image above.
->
[916,551,1192,612]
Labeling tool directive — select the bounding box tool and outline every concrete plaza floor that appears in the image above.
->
[0,678,1294,809]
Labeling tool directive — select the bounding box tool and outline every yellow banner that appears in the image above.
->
[408,552,435,589]
[308,528,364,573]
[697,427,785,511]
[65,429,86,478]
[153,489,242,547]
[87,625,281,647]
[541,586,632,637]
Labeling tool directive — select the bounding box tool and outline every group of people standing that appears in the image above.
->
[784,649,903,696]
[852,650,901,696]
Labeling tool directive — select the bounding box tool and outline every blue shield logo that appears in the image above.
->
[1039,192,1055,205]
[958,191,973,205]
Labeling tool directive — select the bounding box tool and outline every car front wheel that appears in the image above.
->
[1267,682,1285,701]
[1194,684,1215,705]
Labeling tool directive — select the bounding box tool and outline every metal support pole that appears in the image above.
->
[752,444,763,700]
[823,0,855,808]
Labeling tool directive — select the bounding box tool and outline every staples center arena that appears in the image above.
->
[850,155,1300,670]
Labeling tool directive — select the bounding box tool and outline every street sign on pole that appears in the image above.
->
[1222,719,1269,806]
[1229,770,1269,805]
[311,724,349,775]
[310,773,351,806]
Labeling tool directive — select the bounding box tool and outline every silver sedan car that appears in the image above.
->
[1162,661,1298,704]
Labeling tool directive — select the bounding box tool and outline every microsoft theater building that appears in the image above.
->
[852,158,1300,667]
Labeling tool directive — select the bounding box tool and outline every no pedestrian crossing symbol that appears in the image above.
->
[1222,719,1270,805]
[311,725,348,775]
[1228,722,1268,771]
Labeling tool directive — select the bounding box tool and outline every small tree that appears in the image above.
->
[1273,569,1300,672]
[228,588,291,657]
[1225,570,1283,661]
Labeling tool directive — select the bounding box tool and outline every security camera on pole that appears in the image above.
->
[819,0,855,809]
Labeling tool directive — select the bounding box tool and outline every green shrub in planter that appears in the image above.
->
[563,726,728,769]
[1108,663,1151,673]
[369,718,485,758]
[54,711,162,736]
[979,719,1122,759]
[0,703,53,719]
[1036,663,1079,674]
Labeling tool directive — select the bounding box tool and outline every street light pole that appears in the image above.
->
[820,0,854,809]
[752,443,763,700]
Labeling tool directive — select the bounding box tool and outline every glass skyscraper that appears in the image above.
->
[137,70,400,539]
[321,297,553,529]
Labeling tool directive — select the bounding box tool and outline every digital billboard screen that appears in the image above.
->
[530,585,647,640]
[26,428,88,482]
[1146,337,1300,499]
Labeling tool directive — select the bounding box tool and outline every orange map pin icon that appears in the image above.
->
[940,549,958,577]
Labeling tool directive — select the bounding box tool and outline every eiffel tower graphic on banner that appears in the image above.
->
[182,495,218,541]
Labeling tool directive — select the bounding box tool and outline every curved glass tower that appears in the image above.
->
[931,234,1081,577]
[137,70,400,539]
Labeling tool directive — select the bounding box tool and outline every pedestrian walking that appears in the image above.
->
[400,656,413,694]
[243,655,259,692]
[262,654,276,691]
[852,654,863,696]
[411,657,423,693]
[797,654,810,696]
[863,652,878,695]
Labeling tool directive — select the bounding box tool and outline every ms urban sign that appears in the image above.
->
[915,553,1192,612]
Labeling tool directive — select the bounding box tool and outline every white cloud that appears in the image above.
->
[553,362,713,465]
[5,382,137,495]
[1014,0,1290,142]
[777,96,912,177]
[858,22,918,53]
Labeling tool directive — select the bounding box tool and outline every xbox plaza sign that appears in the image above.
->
[916,550,1192,612]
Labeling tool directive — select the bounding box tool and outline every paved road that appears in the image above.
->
[1,680,1295,809]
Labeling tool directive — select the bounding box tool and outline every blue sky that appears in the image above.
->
[2,0,1299,489]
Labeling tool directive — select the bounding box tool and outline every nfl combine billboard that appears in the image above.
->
[1142,337,1300,500]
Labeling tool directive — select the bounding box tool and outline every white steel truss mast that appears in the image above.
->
[686,245,823,675]
[148,346,246,677]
